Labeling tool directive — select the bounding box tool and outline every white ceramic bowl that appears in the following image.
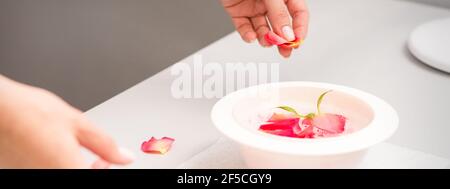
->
[211,82,399,168]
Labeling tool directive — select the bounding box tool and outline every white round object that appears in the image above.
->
[211,82,399,168]
[408,17,450,73]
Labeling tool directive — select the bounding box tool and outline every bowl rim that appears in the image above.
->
[211,81,399,156]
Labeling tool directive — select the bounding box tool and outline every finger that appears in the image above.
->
[76,117,135,165]
[263,0,295,41]
[0,125,88,169]
[231,17,257,43]
[287,0,309,40]
[91,158,111,169]
[278,46,292,58]
[251,15,272,47]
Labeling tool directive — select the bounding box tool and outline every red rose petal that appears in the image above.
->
[293,123,302,135]
[259,118,299,130]
[259,112,347,138]
[141,137,175,154]
[279,38,302,48]
[295,118,315,138]
[264,31,302,48]
[312,114,346,134]
[259,117,300,137]
[264,31,288,45]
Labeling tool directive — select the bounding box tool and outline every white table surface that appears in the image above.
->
[85,0,450,168]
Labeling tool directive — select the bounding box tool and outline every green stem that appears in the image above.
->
[277,90,333,119]
[277,106,305,118]
[317,90,332,115]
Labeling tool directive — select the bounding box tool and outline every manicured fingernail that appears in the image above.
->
[282,26,295,41]
[119,147,136,162]
[244,32,257,43]
[259,39,269,47]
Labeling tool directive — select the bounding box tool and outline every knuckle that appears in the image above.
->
[275,10,290,21]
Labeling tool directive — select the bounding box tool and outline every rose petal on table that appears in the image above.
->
[141,137,175,154]
[312,114,346,133]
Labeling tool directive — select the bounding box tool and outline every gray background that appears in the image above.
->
[0,0,448,111]
[0,0,233,111]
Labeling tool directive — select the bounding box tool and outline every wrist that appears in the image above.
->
[0,75,20,120]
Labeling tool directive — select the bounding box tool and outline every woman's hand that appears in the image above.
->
[0,75,134,168]
[221,0,309,58]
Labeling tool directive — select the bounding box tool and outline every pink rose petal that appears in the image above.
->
[295,118,315,138]
[312,114,346,134]
[141,137,175,154]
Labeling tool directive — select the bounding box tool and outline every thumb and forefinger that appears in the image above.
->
[264,0,309,57]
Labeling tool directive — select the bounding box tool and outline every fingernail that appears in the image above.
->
[244,32,257,43]
[259,39,270,47]
[119,147,136,162]
[282,26,295,41]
